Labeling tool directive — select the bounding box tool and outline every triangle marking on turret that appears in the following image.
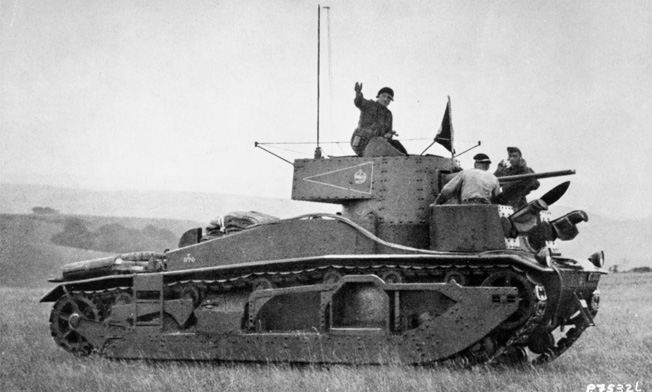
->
[303,162,374,194]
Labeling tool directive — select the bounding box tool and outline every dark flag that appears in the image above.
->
[434,96,454,154]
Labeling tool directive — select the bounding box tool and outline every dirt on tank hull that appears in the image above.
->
[41,155,605,366]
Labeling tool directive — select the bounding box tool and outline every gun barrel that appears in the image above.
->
[498,169,575,184]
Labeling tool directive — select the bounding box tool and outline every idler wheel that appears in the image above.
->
[49,294,100,355]
[481,271,537,330]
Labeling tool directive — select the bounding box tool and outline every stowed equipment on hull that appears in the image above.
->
[41,155,605,365]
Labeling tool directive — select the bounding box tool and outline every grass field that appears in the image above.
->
[1,273,650,392]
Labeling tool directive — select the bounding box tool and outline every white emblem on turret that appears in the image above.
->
[354,169,367,184]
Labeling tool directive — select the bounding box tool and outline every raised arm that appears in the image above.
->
[354,82,365,107]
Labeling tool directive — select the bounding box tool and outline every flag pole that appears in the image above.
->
[447,96,454,158]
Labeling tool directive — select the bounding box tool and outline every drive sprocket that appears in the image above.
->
[49,294,100,355]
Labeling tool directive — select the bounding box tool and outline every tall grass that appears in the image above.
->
[1,273,650,392]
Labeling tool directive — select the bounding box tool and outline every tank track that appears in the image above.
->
[530,307,592,366]
[51,261,587,366]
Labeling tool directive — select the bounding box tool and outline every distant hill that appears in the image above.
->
[51,216,178,253]
[0,213,199,288]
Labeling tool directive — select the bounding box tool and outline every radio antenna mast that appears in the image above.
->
[314,5,322,159]
[324,6,333,151]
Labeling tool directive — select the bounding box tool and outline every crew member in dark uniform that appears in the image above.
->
[350,82,407,156]
[494,146,540,209]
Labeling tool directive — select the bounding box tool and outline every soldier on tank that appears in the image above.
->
[350,82,407,156]
[434,153,500,205]
[494,147,540,210]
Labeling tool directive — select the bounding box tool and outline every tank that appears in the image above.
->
[40,142,606,366]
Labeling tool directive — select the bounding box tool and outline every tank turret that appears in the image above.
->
[292,155,456,248]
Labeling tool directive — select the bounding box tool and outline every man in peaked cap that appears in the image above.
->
[494,146,540,209]
[350,82,407,157]
[434,153,500,205]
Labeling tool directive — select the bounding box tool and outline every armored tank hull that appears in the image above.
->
[41,155,605,365]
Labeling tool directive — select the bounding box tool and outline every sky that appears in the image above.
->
[1,0,651,220]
